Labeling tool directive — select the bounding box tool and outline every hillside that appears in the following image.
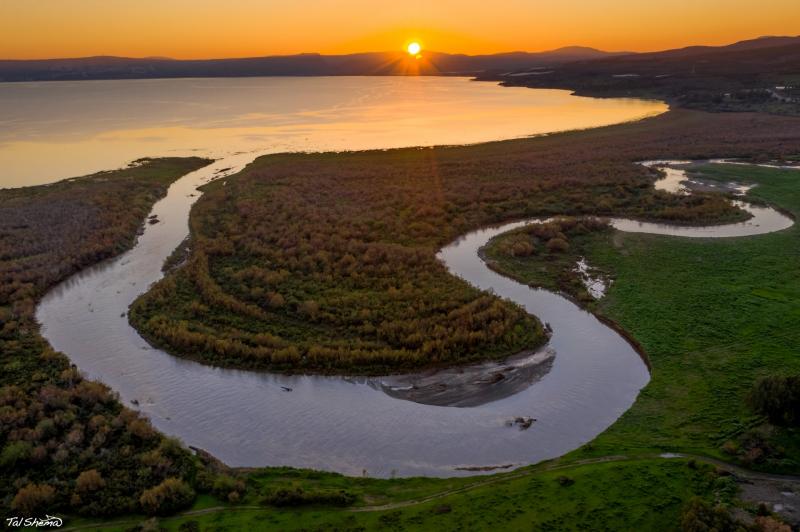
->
[488,35,800,113]
[0,47,628,82]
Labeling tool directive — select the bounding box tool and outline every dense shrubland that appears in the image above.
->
[680,497,792,532]
[0,158,215,516]
[130,110,800,373]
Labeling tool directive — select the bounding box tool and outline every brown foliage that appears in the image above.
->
[139,477,195,516]
[76,469,106,493]
[11,483,56,514]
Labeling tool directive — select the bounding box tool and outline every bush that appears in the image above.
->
[211,474,245,501]
[11,483,56,514]
[261,486,355,507]
[0,441,32,468]
[511,240,536,257]
[76,469,106,493]
[139,478,195,516]
[748,375,800,426]
[680,497,737,532]
[546,237,570,253]
[754,516,791,532]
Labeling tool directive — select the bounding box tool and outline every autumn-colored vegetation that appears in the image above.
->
[130,110,800,374]
[0,158,213,516]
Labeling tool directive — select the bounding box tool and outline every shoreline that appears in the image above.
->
[479,247,654,372]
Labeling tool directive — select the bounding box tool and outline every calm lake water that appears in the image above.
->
[0,76,667,187]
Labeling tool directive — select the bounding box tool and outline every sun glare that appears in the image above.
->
[407,42,422,56]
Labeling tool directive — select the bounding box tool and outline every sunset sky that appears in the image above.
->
[2,0,799,60]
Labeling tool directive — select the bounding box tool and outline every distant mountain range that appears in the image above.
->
[545,35,800,77]
[0,47,630,82]
[0,36,798,83]
[482,35,800,112]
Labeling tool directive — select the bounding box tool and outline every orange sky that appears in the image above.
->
[2,0,799,59]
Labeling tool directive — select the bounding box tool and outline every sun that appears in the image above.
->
[407,42,422,56]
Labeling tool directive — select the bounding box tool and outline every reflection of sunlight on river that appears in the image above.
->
[0,77,666,187]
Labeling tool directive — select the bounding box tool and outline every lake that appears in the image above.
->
[0,76,667,187]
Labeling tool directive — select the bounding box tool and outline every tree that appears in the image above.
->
[0,441,32,468]
[680,497,737,532]
[546,237,570,253]
[76,469,106,493]
[748,375,800,426]
[511,240,535,257]
[268,293,285,309]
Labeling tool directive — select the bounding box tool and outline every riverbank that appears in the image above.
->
[0,158,215,518]
[63,455,751,531]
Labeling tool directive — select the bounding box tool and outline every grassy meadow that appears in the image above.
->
[69,458,729,531]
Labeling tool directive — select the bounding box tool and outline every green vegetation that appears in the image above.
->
[126,109,800,375]
[486,163,800,478]
[0,158,215,517]
[65,458,736,531]
[483,217,613,304]
[139,478,196,516]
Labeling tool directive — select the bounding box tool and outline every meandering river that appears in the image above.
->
[35,151,793,477]
[15,76,790,477]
